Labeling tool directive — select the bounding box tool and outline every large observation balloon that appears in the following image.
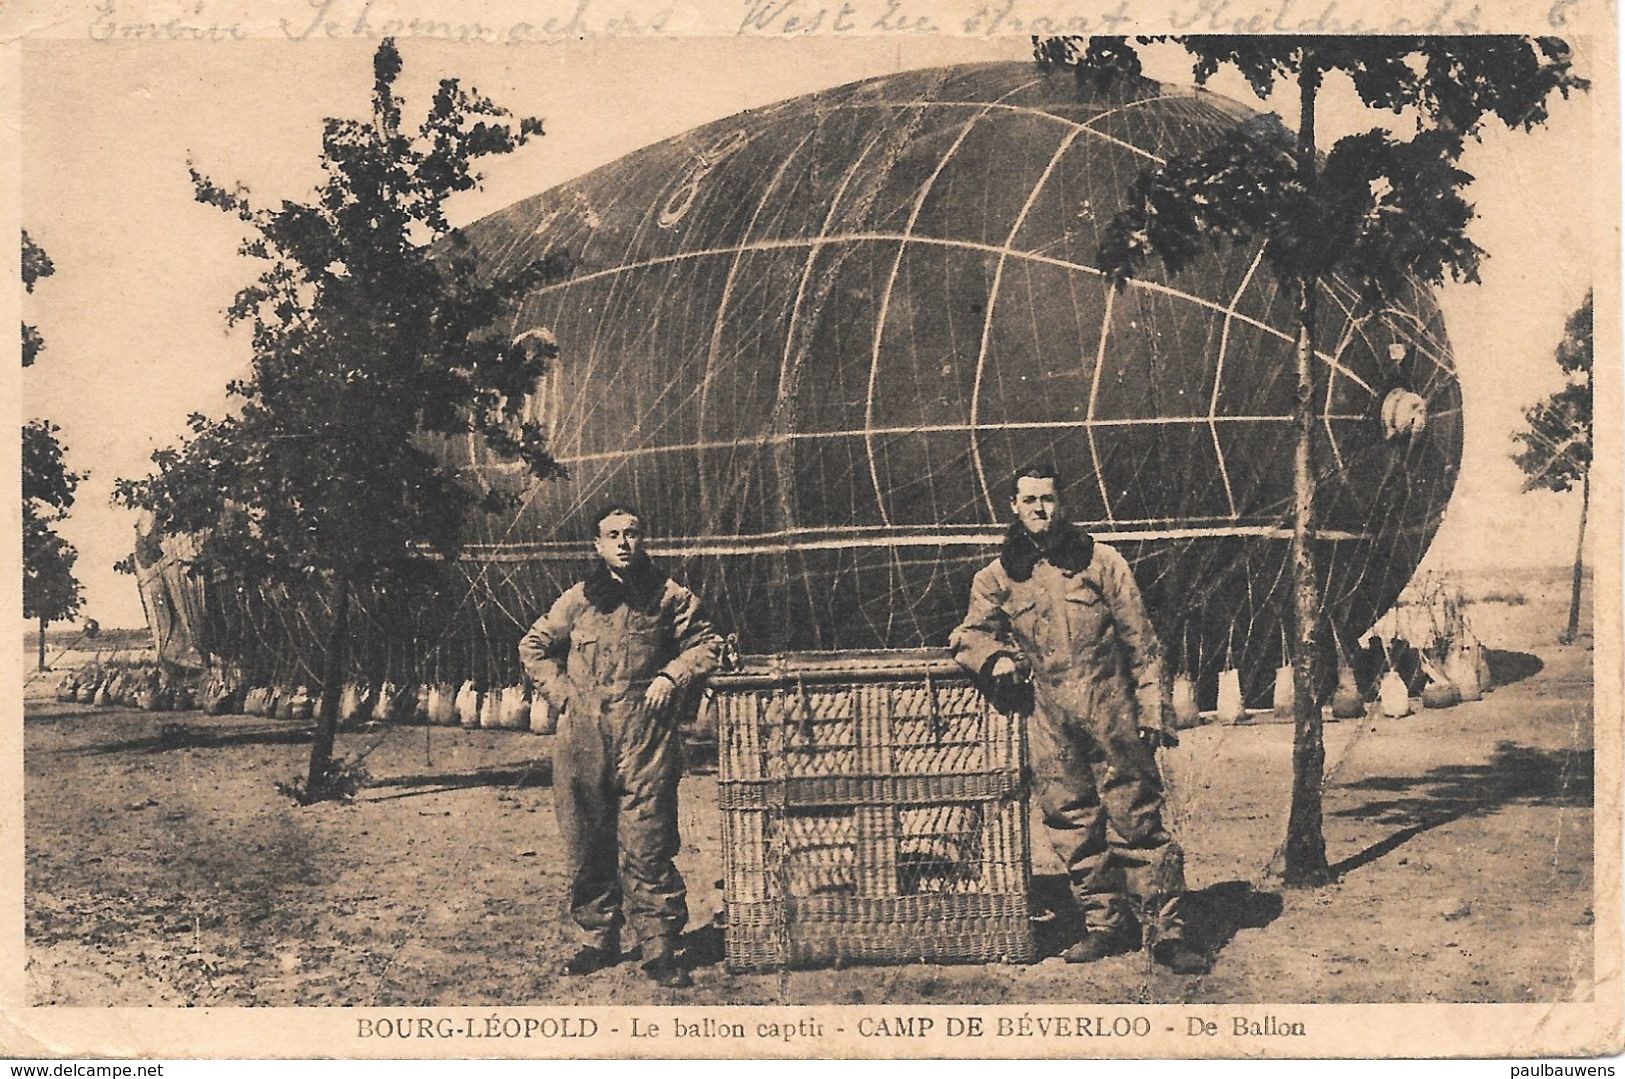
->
[140,62,1461,702]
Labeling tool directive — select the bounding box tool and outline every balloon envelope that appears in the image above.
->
[138,63,1461,703]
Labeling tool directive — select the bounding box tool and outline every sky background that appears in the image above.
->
[19,36,1602,629]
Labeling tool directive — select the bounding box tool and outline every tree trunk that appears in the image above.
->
[1563,469,1589,644]
[1282,62,1333,887]
[305,575,350,801]
[1283,277,1331,886]
[38,615,48,672]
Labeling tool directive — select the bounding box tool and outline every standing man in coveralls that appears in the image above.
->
[950,465,1209,974]
[519,505,722,988]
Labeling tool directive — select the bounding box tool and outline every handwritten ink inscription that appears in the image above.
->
[79,0,1546,46]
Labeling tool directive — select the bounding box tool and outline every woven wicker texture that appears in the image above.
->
[716,650,1033,970]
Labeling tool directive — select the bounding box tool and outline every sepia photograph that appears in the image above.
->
[10,9,1619,1059]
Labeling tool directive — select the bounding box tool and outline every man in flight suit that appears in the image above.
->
[951,466,1208,974]
[519,505,721,988]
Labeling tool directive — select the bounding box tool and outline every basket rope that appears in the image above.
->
[774,728,795,993]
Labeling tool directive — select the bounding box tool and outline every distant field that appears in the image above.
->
[23,627,151,655]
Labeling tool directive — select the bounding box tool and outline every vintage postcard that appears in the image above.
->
[4,0,1619,1060]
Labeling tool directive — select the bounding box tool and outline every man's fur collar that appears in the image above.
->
[583,556,669,615]
[999,519,1095,582]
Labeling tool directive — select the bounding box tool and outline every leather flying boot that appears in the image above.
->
[641,944,693,989]
[1062,927,1134,964]
[558,944,618,977]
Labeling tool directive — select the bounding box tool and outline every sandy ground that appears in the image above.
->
[24,571,1596,1006]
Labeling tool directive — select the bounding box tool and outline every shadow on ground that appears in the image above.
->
[681,923,726,970]
[1029,873,1281,960]
[1183,880,1286,954]
[1486,649,1543,687]
[674,875,1284,975]
[1330,740,1591,876]
[77,723,314,756]
[364,759,554,801]
[684,739,719,774]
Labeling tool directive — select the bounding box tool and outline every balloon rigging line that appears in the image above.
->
[866,77,1043,528]
[1087,287,1118,521]
[514,231,1379,397]
[1209,243,1269,515]
[970,122,1093,519]
[815,95,1174,164]
[694,127,823,510]
[451,519,1444,562]
[471,413,1385,471]
[1208,244,1268,419]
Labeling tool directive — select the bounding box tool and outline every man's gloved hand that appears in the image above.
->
[983,654,1034,716]
[643,672,677,714]
[988,654,1033,683]
[1139,726,1179,751]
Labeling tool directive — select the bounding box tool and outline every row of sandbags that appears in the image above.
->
[187,676,562,735]
[335,681,559,733]
[57,661,636,737]
[1167,639,1495,726]
[55,663,196,711]
[1388,639,1496,717]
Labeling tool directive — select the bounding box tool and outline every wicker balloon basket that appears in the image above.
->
[713,649,1035,971]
